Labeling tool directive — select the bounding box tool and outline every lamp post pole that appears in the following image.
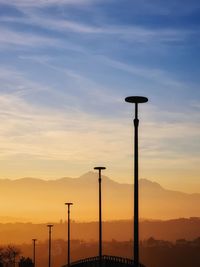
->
[47,224,53,267]
[32,239,37,267]
[125,96,148,267]
[94,166,106,267]
[65,203,73,267]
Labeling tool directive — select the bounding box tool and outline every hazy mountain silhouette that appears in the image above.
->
[0,172,200,222]
[140,178,200,219]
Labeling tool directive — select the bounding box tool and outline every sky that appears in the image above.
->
[0,0,200,193]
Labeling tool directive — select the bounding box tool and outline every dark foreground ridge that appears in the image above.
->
[65,255,145,267]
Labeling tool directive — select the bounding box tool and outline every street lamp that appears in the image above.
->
[125,96,148,267]
[32,239,37,267]
[47,224,53,267]
[65,203,73,267]
[94,166,106,267]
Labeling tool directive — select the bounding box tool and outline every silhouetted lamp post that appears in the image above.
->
[47,224,53,267]
[125,96,148,267]
[65,203,73,267]
[94,166,106,267]
[32,239,37,267]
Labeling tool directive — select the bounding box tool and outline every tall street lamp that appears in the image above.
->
[94,166,106,267]
[47,224,53,267]
[32,239,37,267]
[125,96,148,267]
[65,203,73,267]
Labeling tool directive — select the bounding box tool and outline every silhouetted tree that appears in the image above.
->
[4,246,21,267]
[0,248,4,261]
[0,248,3,267]
[19,257,33,267]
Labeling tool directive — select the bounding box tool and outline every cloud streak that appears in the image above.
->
[0,13,194,42]
[0,27,61,48]
[99,56,185,89]
[0,0,95,7]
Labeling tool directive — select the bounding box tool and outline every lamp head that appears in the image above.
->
[65,202,73,206]
[125,96,148,104]
[47,224,53,228]
[94,167,106,170]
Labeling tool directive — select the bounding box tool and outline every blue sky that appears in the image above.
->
[0,0,199,192]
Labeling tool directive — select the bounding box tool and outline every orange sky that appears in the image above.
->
[0,0,199,197]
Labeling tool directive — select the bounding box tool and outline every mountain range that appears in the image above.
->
[0,172,199,222]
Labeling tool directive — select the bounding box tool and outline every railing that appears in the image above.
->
[69,255,145,266]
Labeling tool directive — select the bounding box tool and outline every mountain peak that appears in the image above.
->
[140,178,163,189]
[79,171,95,178]
[79,171,119,186]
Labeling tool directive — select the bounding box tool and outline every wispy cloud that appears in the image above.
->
[18,55,121,106]
[0,66,52,97]
[0,15,106,34]
[0,27,61,48]
[99,56,184,89]
[0,69,198,161]
[1,0,199,16]
[0,91,129,162]
[0,13,194,42]
[0,0,95,7]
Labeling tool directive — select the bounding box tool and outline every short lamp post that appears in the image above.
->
[94,166,106,267]
[47,224,53,267]
[32,239,37,267]
[65,203,73,267]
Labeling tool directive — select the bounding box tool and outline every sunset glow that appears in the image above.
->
[0,1,199,199]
